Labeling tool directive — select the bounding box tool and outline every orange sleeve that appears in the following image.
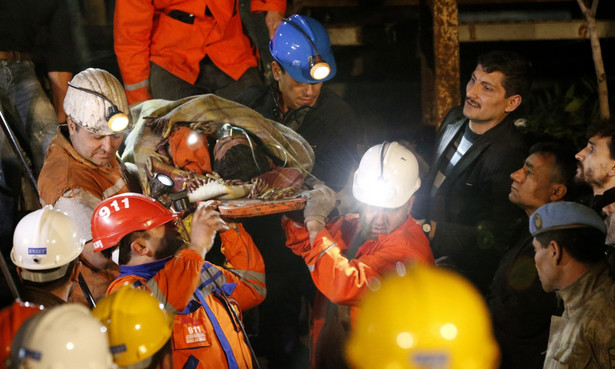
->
[113,0,155,104]
[250,0,285,13]
[219,223,266,310]
[283,217,433,306]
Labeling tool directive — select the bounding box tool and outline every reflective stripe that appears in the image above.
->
[228,269,266,297]
[316,243,338,264]
[146,278,180,314]
[195,289,240,369]
[103,177,127,198]
[124,80,149,91]
[230,269,265,284]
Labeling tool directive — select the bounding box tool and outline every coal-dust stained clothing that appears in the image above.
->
[0,286,64,365]
[107,224,266,369]
[282,215,433,367]
[233,84,360,192]
[544,262,615,369]
[37,126,135,305]
[114,0,286,104]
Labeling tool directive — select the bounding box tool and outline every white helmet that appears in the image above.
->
[64,68,132,135]
[8,304,113,369]
[353,141,421,208]
[11,206,84,282]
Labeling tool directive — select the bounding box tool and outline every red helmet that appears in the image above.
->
[91,193,178,252]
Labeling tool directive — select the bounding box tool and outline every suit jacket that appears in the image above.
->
[412,106,527,294]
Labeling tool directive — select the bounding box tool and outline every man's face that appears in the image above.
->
[509,153,560,214]
[359,202,410,241]
[272,62,322,111]
[144,222,184,260]
[68,120,123,166]
[463,65,519,127]
[575,135,615,192]
[532,238,557,292]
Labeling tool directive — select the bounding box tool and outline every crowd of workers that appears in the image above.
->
[1,2,615,369]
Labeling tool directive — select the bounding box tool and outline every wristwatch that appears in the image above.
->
[422,222,432,234]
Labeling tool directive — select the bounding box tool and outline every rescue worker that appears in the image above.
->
[114,0,286,105]
[235,14,359,192]
[37,68,139,305]
[282,141,434,368]
[90,193,266,369]
[530,201,615,369]
[92,285,174,369]
[233,15,360,366]
[6,303,113,369]
[0,206,83,366]
[346,264,500,369]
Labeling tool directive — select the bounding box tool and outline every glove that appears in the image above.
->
[302,184,336,226]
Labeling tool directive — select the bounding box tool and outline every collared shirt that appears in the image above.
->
[544,262,615,369]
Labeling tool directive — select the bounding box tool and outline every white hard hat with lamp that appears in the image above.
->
[353,141,421,209]
[63,68,132,135]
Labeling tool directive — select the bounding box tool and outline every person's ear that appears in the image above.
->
[550,184,567,202]
[504,95,522,114]
[548,240,563,265]
[272,61,282,82]
[131,238,153,257]
[70,261,82,283]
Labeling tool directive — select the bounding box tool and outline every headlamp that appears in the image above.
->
[67,82,129,132]
[283,17,331,81]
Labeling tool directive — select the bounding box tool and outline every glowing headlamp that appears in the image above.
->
[283,18,331,81]
[68,82,129,132]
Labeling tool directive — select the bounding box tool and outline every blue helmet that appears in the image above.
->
[269,14,337,84]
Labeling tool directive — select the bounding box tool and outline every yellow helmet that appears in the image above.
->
[346,264,500,369]
[92,285,174,367]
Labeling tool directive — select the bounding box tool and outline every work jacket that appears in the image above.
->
[114,0,286,104]
[412,106,527,294]
[282,214,433,367]
[37,128,131,306]
[0,287,64,366]
[108,224,266,369]
[544,262,615,369]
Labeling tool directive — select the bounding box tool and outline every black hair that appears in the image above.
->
[214,142,271,181]
[535,227,606,264]
[529,141,578,200]
[586,117,615,160]
[477,50,532,97]
[117,230,148,265]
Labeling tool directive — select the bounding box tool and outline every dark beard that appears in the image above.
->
[154,232,185,260]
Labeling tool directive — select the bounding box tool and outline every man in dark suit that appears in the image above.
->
[412,50,531,294]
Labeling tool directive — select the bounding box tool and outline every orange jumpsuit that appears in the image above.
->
[282,214,434,366]
[0,287,64,366]
[38,129,130,306]
[114,0,286,104]
[108,224,266,369]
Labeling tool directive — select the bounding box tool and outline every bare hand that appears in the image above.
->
[266,11,284,39]
[189,201,229,257]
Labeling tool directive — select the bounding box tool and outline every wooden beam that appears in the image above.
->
[459,19,615,42]
[290,0,573,8]
[431,0,461,128]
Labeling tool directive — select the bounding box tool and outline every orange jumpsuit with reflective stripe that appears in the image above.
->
[114,0,286,104]
[108,224,266,369]
[282,215,434,366]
